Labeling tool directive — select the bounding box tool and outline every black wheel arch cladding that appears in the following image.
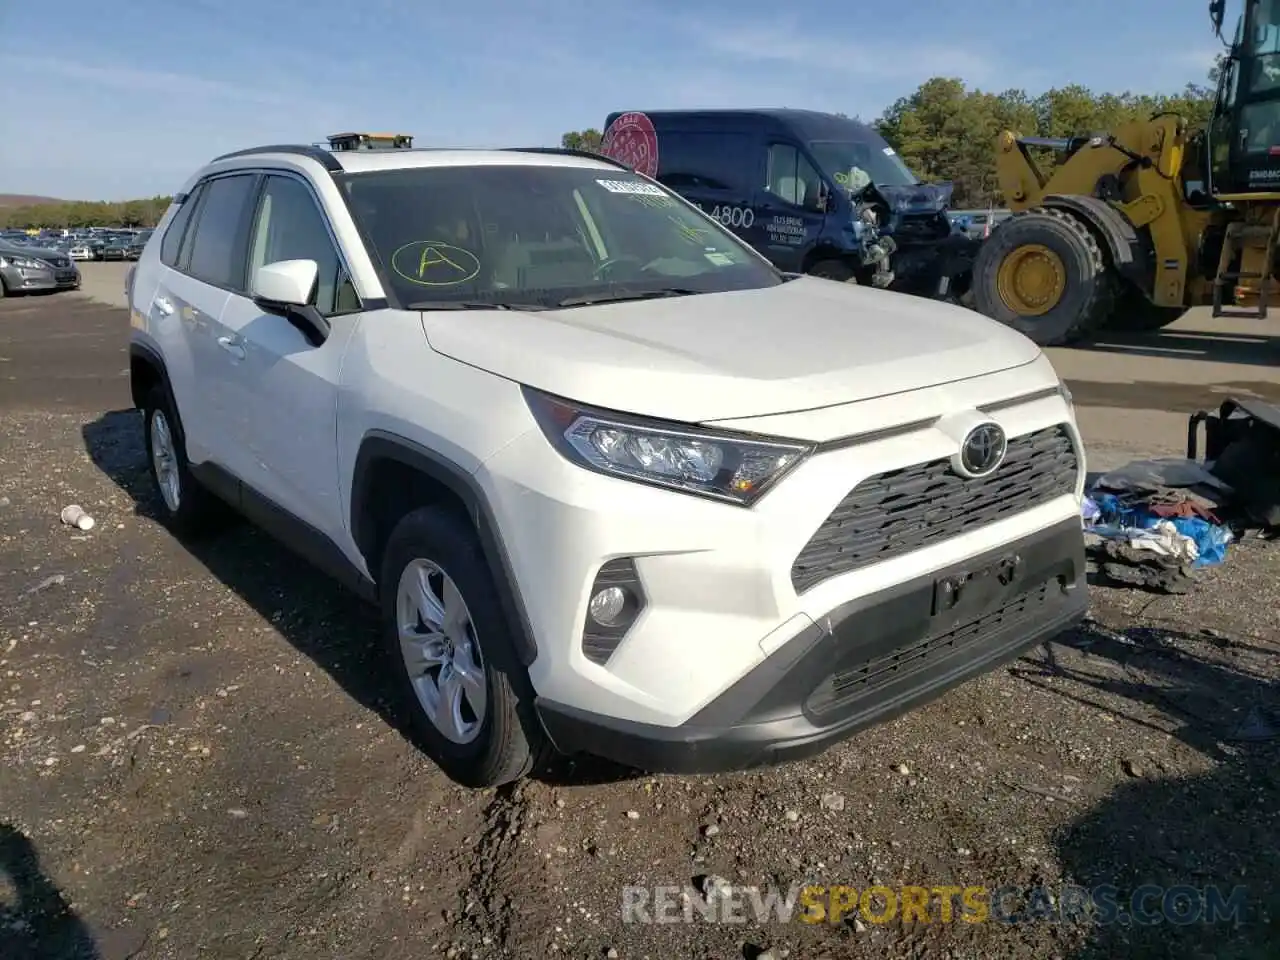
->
[1039,193,1149,291]
[130,344,185,439]
[351,431,539,665]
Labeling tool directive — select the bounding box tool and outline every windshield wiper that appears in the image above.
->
[556,288,700,308]
[407,300,547,311]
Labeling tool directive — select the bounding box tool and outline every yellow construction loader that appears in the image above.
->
[972,0,1280,346]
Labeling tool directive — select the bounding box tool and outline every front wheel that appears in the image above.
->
[380,506,550,788]
[972,207,1115,346]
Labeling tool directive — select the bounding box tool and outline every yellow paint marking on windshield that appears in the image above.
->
[390,240,480,287]
[668,214,707,245]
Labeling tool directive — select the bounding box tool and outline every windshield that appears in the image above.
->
[807,140,919,192]
[340,164,781,309]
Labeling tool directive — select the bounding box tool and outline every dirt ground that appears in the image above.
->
[2,267,1279,959]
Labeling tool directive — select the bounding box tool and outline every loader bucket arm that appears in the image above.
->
[994,131,1051,212]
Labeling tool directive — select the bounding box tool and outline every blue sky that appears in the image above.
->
[3,0,1226,200]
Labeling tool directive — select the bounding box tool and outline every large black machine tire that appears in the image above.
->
[972,207,1116,346]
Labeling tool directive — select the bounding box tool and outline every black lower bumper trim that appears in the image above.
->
[536,517,1086,775]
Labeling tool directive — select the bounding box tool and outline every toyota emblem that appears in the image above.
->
[956,423,1007,478]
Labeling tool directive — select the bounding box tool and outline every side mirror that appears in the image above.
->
[252,259,330,346]
[253,259,318,306]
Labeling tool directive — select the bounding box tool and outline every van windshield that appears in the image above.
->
[340,164,781,309]
[807,140,919,192]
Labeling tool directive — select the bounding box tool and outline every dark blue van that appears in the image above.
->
[599,108,977,299]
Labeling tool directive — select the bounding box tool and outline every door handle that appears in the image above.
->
[153,296,174,316]
[217,336,246,360]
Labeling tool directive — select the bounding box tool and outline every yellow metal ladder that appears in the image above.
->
[1212,208,1280,319]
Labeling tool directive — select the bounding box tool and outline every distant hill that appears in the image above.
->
[0,194,64,208]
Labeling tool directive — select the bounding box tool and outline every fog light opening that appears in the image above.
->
[589,586,629,626]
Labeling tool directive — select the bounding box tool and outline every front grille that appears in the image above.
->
[791,425,1077,592]
[807,580,1054,715]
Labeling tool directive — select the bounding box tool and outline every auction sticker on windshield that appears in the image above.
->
[600,112,660,178]
[596,179,665,196]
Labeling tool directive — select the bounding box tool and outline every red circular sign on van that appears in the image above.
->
[600,112,659,178]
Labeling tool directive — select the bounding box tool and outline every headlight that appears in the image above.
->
[0,255,46,270]
[523,388,812,506]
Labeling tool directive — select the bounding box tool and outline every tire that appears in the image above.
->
[1108,284,1184,332]
[972,207,1115,346]
[380,505,550,788]
[141,385,223,537]
[807,258,856,283]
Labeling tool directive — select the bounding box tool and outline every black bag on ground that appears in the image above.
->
[1187,399,1280,527]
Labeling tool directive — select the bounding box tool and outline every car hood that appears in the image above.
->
[420,277,1043,423]
[0,243,63,261]
[872,182,954,216]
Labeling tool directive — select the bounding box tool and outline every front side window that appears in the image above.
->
[764,144,825,210]
[339,164,780,309]
[185,174,257,289]
[248,175,357,315]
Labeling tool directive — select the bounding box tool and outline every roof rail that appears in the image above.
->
[502,146,632,170]
[210,144,343,172]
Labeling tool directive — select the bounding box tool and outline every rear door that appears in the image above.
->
[159,173,260,469]
[145,181,229,465]
[749,140,829,272]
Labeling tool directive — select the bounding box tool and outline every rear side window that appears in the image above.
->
[654,132,755,194]
[159,184,203,267]
[185,174,258,289]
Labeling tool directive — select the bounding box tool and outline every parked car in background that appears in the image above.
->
[100,235,132,261]
[0,238,81,297]
[69,242,94,261]
[126,230,151,260]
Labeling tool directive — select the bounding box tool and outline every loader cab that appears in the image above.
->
[1208,0,1280,196]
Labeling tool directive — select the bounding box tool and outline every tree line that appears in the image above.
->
[5,70,1219,227]
[560,71,1220,209]
[0,196,173,230]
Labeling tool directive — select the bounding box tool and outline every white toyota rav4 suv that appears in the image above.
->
[127,143,1087,787]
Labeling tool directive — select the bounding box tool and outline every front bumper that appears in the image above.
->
[537,516,1086,774]
[0,264,79,292]
[479,358,1082,731]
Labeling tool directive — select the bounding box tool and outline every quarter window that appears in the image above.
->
[160,184,203,268]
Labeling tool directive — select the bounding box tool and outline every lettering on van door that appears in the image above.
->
[766,215,807,246]
[691,202,755,230]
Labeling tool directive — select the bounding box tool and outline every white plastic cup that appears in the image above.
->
[60,505,95,530]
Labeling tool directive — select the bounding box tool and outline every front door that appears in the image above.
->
[746,141,828,272]
[214,171,359,542]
